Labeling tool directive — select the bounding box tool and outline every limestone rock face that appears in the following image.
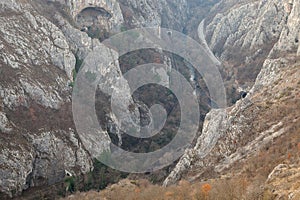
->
[57,13,140,152]
[164,109,227,186]
[207,0,288,56]
[0,0,299,198]
[52,0,189,37]
[0,0,191,195]
[0,130,93,197]
[164,0,300,186]
[0,112,12,133]
[56,14,93,59]
[0,1,93,197]
[271,0,300,56]
[204,0,300,88]
[0,0,190,197]
[266,164,300,199]
[0,6,75,80]
[29,130,93,186]
[60,0,124,31]
[164,56,300,186]
[0,145,35,197]
[0,2,75,110]
[119,0,189,31]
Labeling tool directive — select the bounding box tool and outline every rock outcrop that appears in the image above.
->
[62,0,124,32]
[270,0,300,56]
[0,0,93,197]
[62,0,123,22]
[52,0,189,33]
[265,164,300,199]
[0,0,299,198]
[164,0,300,186]
[29,130,92,186]
[118,0,189,31]
[164,56,300,186]
[0,0,191,196]
[204,0,300,88]
[207,0,287,53]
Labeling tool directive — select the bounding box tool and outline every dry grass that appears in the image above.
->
[62,176,277,200]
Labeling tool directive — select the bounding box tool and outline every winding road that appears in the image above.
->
[198,20,221,66]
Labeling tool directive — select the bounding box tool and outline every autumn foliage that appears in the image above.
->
[201,183,212,197]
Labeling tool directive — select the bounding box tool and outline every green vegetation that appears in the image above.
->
[75,53,84,73]
[83,159,129,191]
[65,177,76,193]
[87,26,109,41]
[154,74,162,83]
[120,25,128,32]
[85,71,97,82]
[69,53,84,87]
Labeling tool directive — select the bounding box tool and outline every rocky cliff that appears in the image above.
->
[205,0,300,88]
[0,0,95,197]
[118,0,189,30]
[0,0,191,198]
[0,0,299,199]
[163,2,300,198]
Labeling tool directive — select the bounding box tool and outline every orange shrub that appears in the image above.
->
[201,183,212,196]
[164,191,174,197]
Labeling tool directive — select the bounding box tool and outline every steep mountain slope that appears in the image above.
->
[164,1,300,197]
[0,0,299,199]
[0,0,193,198]
[206,0,300,88]
[164,56,300,183]
[0,1,94,198]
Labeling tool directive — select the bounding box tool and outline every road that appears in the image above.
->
[197,20,221,66]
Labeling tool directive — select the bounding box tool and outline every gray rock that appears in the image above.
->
[29,130,93,187]
[0,9,75,80]
[0,112,12,133]
[58,14,140,153]
[164,0,300,186]
[0,129,93,197]
[207,0,288,58]
[251,58,289,93]
[119,0,189,31]
[0,145,35,197]
[164,57,297,186]
[0,2,91,196]
[0,86,28,109]
[270,0,300,56]
[163,109,227,186]
[19,79,63,110]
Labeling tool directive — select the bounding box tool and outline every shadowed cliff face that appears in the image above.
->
[76,7,112,31]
